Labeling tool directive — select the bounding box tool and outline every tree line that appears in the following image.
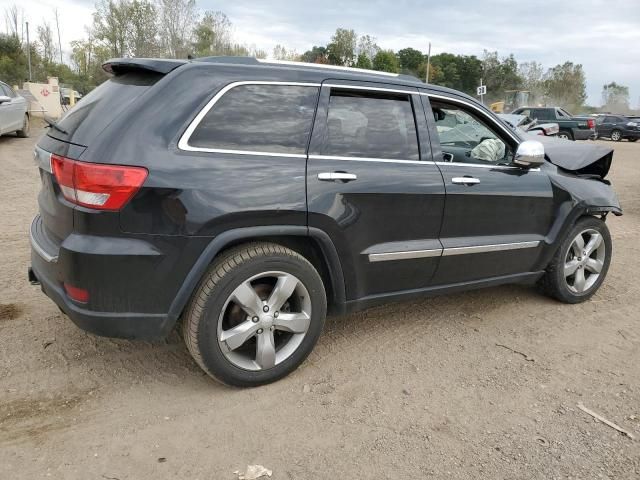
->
[1,0,634,113]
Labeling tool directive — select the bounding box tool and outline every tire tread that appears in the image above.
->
[182,242,315,384]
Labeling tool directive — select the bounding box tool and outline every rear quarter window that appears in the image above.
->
[187,84,319,155]
[53,72,163,145]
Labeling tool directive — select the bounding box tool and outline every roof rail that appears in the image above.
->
[195,56,261,65]
[257,58,400,77]
[194,56,422,83]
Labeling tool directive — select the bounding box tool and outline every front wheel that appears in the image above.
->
[610,129,622,142]
[538,216,612,303]
[183,242,327,387]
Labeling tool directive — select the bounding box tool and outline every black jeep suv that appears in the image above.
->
[29,57,621,387]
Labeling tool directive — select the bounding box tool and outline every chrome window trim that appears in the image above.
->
[177,81,321,154]
[369,249,442,262]
[367,241,540,262]
[424,92,521,144]
[308,154,427,165]
[323,83,416,95]
[441,241,540,257]
[434,161,540,172]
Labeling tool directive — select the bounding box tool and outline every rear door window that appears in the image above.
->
[534,109,553,121]
[321,90,419,160]
[188,84,319,155]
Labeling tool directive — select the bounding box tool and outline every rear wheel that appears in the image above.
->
[16,114,29,138]
[538,216,611,303]
[628,138,637,142]
[610,129,622,142]
[557,131,573,140]
[183,242,326,387]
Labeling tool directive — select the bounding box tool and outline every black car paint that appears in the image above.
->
[596,115,640,141]
[30,59,622,339]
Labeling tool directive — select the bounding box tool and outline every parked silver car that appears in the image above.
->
[0,81,30,137]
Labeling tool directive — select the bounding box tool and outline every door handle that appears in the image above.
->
[318,172,357,182]
[451,176,480,185]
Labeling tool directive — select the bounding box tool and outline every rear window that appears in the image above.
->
[52,72,162,145]
[322,90,419,160]
[188,84,319,155]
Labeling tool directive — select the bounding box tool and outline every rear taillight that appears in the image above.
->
[51,154,147,211]
[63,283,89,303]
[587,119,595,129]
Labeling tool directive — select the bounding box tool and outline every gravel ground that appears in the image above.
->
[1,127,639,479]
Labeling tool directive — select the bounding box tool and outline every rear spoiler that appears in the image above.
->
[102,58,187,76]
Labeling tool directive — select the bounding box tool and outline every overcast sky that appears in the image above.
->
[11,0,640,107]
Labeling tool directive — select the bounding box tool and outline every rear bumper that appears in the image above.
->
[29,259,171,339]
[29,214,201,340]
[572,128,596,140]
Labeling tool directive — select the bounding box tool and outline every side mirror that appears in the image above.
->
[514,140,545,168]
[0,95,11,104]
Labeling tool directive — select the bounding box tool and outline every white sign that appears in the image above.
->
[477,85,487,96]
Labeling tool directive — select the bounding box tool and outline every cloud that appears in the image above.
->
[11,0,640,106]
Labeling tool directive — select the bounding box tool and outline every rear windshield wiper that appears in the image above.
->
[43,115,68,135]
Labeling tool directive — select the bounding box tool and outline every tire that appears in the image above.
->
[538,216,612,304]
[557,131,573,141]
[16,114,30,138]
[183,242,327,387]
[628,138,637,142]
[610,129,622,142]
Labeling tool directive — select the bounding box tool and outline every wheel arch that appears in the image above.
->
[167,226,346,325]
[534,201,620,272]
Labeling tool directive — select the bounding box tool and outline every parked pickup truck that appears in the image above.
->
[512,107,595,141]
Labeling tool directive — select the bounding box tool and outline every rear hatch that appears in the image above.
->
[35,60,182,246]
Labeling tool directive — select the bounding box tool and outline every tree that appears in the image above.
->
[158,0,197,58]
[4,5,19,38]
[544,62,587,111]
[482,51,521,101]
[602,82,630,112]
[397,47,423,75]
[430,53,460,88]
[272,44,298,61]
[518,61,544,100]
[37,22,56,65]
[301,45,327,63]
[355,52,372,69]
[192,10,232,57]
[0,33,28,84]
[372,49,399,73]
[93,0,130,57]
[128,0,160,57]
[356,34,378,62]
[326,28,356,66]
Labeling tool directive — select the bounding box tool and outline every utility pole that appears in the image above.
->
[55,9,63,64]
[425,42,431,83]
[25,21,32,81]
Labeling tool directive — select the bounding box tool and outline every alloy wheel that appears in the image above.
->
[564,229,606,294]
[217,271,312,371]
[611,130,622,141]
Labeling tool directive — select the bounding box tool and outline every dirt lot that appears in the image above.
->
[1,127,639,479]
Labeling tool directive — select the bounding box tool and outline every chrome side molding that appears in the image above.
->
[368,240,540,262]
